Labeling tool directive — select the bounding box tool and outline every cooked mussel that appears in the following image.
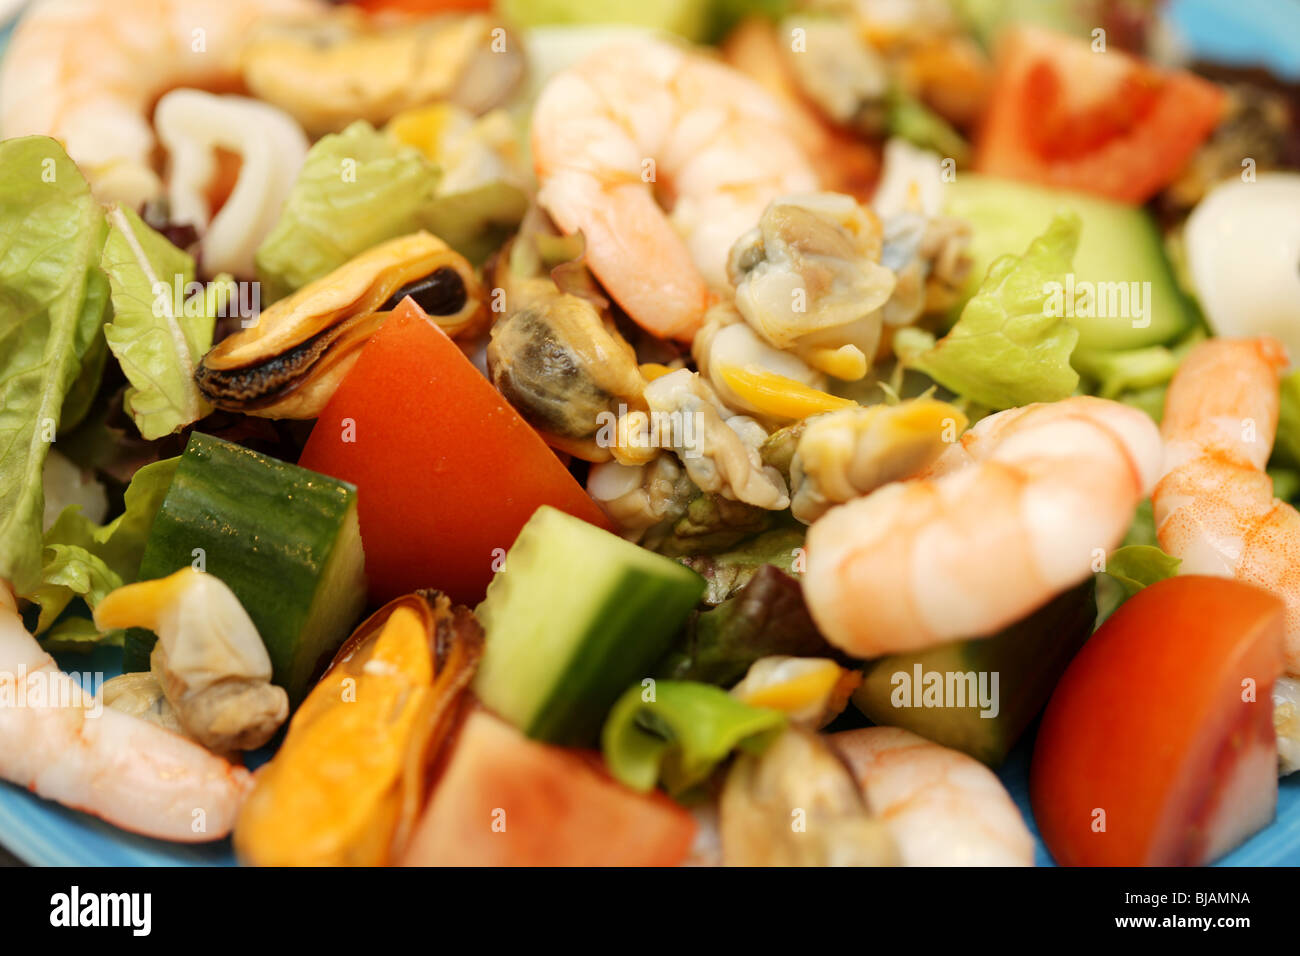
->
[487,281,646,460]
[197,232,485,419]
[240,11,524,136]
[234,590,484,866]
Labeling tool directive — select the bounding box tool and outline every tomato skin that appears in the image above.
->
[1031,576,1285,866]
[975,26,1226,203]
[298,298,612,606]
[400,708,696,866]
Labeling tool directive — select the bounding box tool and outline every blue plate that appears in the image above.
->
[3,0,1300,866]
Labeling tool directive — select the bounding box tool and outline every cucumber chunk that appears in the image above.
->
[943,174,1196,350]
[473,505,706,746]
[124,433,366,705]
[852,580,1096,766]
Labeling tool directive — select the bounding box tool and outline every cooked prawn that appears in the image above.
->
[0,0,321,203]
[804,396,1162,658]
[1153,337,1300,672]
[531,36,818,341]
[0,582,253,842]
[829,726,1034,866]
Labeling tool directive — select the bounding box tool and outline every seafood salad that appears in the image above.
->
[0,0,1299,871]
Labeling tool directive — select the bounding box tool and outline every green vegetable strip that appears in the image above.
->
[602,680,786,797]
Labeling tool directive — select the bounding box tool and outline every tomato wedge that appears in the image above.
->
[1031,576,1285,866]
[975,26,1226,203]
[399,708,696,866]
[298,298,611,606]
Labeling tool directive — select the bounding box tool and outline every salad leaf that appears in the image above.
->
[887,88,970,164]
[0,137,108,594]
[1274,369,1300,470]
[898,211,1082,410]
[1122,498,1159,549]
[1096,542,1181,625]
[1101,545,1181,600]
[41,615,123,654]
[1072,328,1205,422]
[423,180,529,266]
[255,121,442,302]
[101,205,214,440]
[601,679,787,796]
[658,564,835,686]
[27,544,124,634]
[677,526,806,604]
[59,320,109,434]
[35,457,179,634]
[1270,467,1300,504]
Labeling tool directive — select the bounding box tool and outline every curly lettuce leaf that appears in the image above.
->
[601,679,786,796]
[101,205,214,441]
[28,544,124,634]
[35,457,179,634]
[0,137,108,594]
[255,121,442,302]
[898,211,1082,410]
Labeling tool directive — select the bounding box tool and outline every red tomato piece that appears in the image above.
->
[399,708,696,866]
[1031,576,1286,866]
[975,26,1226,203]
[298,298,612,606]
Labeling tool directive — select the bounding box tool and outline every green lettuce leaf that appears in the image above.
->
[1102,545,1181,600]
[887,89,970,164]
[255,121,442,302]
[0,137,108,594]
[41,615,124,654]
[100,204,213,440]
[1096,542,1180,625]
[1072,328,1205,423]
[601,680,786,796]
[898,211,1082,410]
[35,457,179,634]
[1274,369,1300,470]
[28,544,124,634]
[423,179,528,266]
[1270,467,1300,504]
[676,527,806,604]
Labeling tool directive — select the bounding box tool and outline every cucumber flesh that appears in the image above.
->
[473,505,706,746]
[942,174,1195,351]
[126,433,367,705]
